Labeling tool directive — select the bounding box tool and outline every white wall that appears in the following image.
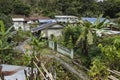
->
[55,16,79,23]
[48,29,62,38]
[13,21,24,30]
[41,29,62,39]
[12,18,31,31]
[40,24,64,38]
[24,24,30,31]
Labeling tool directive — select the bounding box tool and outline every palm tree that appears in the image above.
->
[76,14,107,55]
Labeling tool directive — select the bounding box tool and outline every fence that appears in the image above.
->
[57,44,73,58]
[48,40,74,58]
[48,40,55,50]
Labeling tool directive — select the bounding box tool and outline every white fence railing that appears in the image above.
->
[48,40,74,58]
[48,40,55,50]
[57,44,73,58]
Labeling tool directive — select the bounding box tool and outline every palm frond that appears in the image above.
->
[87,30,93,45]
[0,20,5,36]
[5,26,13,36]
[94,14,103,26]
[97,19,107,29]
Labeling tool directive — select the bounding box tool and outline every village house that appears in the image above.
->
[12,16,49,31]
[12,15,79,39]
[55,15,79,23]
[81,17,120,36]
[27,16,49,24]
[38,19,56,24]
[31,22,64,39]
[12,18,28,30]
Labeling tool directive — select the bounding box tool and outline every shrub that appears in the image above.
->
[89,57,109,80]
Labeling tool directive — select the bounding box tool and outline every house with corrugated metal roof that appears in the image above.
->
[12,18,27,30]
[31,22,64,39]
[38,19,56,24]
[55,15,79,23]
[12,16,50,31]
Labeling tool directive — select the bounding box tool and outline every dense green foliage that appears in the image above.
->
[12,0,31,16]
[0,0,120,79]
[0,20,15,63]
[59,24,81,49]
[0,13,13,29]
[0,0,120,18]
[0,0,13,15]
[89,57,109,80]
[57,15,120,79]
[29,0,120,18]
[99,36,120,70]
[0,0,31,30]
[0,0,31,16]
[12,30,30,43]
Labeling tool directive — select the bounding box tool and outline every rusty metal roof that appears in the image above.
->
[1,64,37,80]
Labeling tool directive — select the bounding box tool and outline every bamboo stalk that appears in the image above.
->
[33,61,46,80]
[108,69,120,77]
[41,63,54,80]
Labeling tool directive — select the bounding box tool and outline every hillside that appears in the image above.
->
[1,0,120,18]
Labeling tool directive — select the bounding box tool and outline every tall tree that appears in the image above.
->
[0,0,13,14]
[12,0,31,16]
[0,13,13,29]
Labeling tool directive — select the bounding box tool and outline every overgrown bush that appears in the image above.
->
[59,24,81,49]
[12,30,30,43]
[98,36,120,70]
[89,57,109,80]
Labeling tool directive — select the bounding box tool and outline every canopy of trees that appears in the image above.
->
[0,0,120,18]
[0,0,31,29]
[23,0,120,18]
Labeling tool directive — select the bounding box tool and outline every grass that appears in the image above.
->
[40,48,57,55]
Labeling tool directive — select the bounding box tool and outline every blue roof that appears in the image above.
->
[81,17,110,24]
[39,19,56,23]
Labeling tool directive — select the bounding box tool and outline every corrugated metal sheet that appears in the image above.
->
[81,17,110,23]
[1,64,37,80]
[31,22,57,32]
[39,19,56,23]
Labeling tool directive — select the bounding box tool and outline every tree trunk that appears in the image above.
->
[83,36,88,55]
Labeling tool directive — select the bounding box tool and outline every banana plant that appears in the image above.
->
[76,21,93,55]
[93,14,107,29]
[29,33,47,55]
[0,20,13,53]
[76,14,108,55]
